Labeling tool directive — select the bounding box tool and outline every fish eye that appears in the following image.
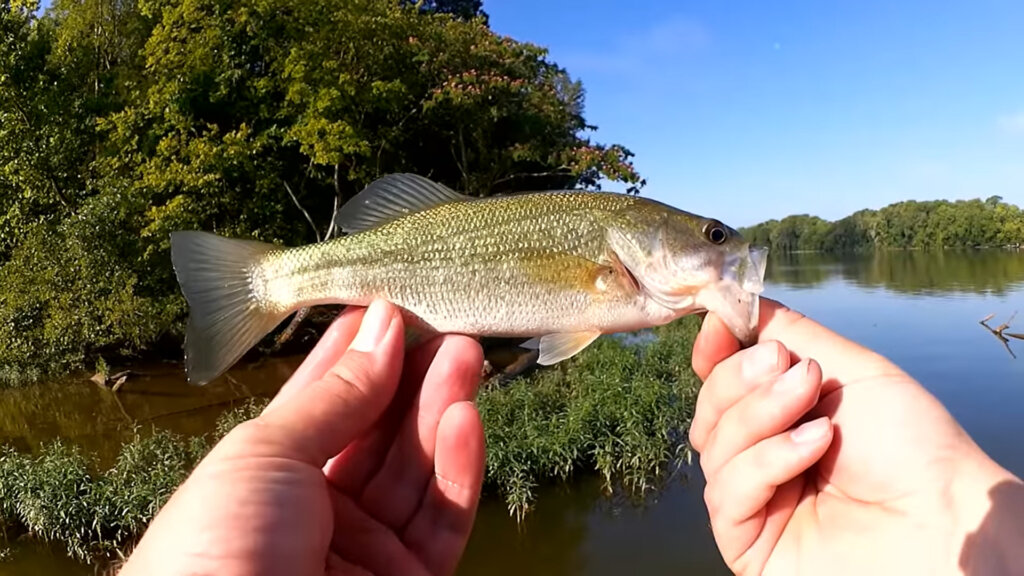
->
[703,221,728,245]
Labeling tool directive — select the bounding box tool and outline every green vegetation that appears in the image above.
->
[0,431,205,562]
[478,317,699,520]
[0,319,701,565]
[0,0,642,383]
[742,196,1024,253]
[0,399,258,562]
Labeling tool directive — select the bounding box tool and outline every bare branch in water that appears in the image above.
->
[980,312,1021,358]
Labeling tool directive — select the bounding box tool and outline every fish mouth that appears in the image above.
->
[727,245,769,295]
[695,244,769,345]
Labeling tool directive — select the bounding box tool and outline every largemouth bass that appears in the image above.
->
[170,173,768,385]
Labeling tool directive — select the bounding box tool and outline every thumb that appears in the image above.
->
[257,299,405,466]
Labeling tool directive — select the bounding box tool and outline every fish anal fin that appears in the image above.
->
[334,173,471,234]
[522,330,602,365]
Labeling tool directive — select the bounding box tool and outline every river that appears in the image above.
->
[3,249,1024,575]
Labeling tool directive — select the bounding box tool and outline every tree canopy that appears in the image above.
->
[0,0,643,381]
[741,197,1024,253]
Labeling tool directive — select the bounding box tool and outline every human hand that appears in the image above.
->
[689,297,1023,575]
[120,300,485,576]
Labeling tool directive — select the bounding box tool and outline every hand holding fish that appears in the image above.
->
[120,300,485,576]
[690,297,1024,575]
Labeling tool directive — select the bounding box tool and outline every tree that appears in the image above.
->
[0,0,644,381]
[403,0,486,21]
[741,198,1024,253]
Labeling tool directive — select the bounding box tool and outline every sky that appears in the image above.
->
[484,0,1024,227]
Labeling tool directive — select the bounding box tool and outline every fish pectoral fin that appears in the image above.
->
[521,330,603,365]
[399,309,440,350]
[334,173,473,234]
[605,227,649,290]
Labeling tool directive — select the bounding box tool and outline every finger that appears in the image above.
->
[324,335,464,495]
[689,340,789,452]
[403,401,485,576]
[257,299,405,466]
[329,491,431,576]
[700,359,823,478]
[264,306,366,414]
[358,336,484,529]
[704,416,832,568]
[692,311,742,382]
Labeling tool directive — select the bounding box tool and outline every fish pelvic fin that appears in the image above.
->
[170,231,290,386]
[522,330,602,365]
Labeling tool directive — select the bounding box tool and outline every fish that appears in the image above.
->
[169,173,768,386]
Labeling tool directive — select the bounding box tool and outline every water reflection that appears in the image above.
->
[0,540,92,576]
[0,357,297,467]
[767,249,1024,295]
[457,467,729,576]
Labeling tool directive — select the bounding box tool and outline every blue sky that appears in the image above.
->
[485,0,1024,227]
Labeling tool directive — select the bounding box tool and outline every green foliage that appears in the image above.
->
[742,198,1024,253]
[88,429,204,556]
[0,190,177,383]
[0,0,643,383]
[7,441,95,561]
[478,318,700,520]
[0,399,259,563]
[214,397,270,438]
[403,0,486,21]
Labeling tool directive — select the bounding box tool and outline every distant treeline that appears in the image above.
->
[740,196,1024,253]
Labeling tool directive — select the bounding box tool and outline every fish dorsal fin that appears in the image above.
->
[334,173,471,234]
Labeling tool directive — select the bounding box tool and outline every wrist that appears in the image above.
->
[951,449,1024,575]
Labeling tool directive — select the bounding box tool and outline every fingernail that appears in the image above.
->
[791,417,830,443]
[774,359,809,392]
[741,342,780,379]
[350,300,393,353]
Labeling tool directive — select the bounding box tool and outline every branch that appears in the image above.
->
[283,180,321,243]
[979,312,1024,359]
[274,307,311,349]
[324,162,342,241]
[458,126,470,192]
[277,178,331,349]
[376,106,418,175]
[491,168,574,188]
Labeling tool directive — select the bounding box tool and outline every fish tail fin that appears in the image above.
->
[170,231,290,386]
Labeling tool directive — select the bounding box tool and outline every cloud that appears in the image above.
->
[998,111,1024,134]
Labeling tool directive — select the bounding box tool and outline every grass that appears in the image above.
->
[478,317,701,519]
[0,318,703,564]
[0,399,264,563]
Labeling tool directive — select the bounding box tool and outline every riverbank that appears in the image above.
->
[0,317,702,567]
